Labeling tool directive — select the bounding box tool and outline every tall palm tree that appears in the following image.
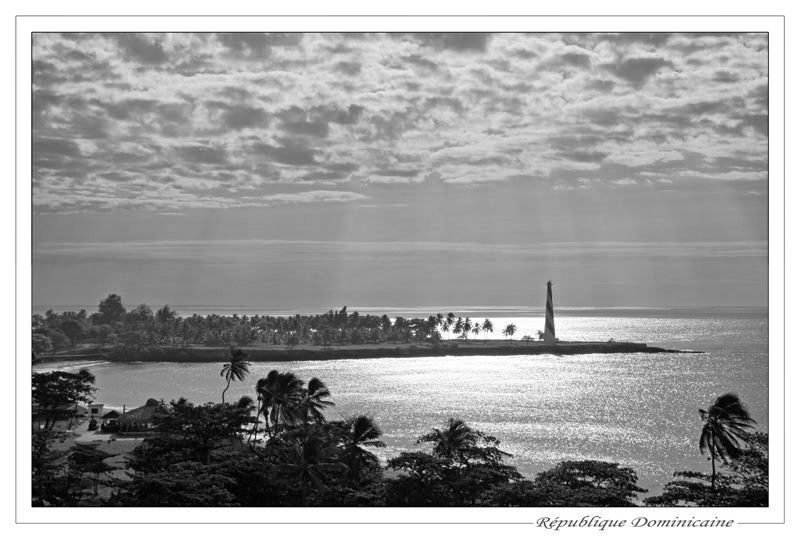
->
[481,319,494,343]
[453,317,464,335]
[257,370,305,434]
[280,426,346,505]
[250,375,272,441]
[220,346,250,403]
[502,323,517,341]
[418,418,478,469]
[471,324,481,339]
[443,312,456,334]
[463,317,472,339]
[338,415,386,481]
[296,377,335,425]
[699,393,756,490]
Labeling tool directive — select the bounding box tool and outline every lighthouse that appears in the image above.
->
[543,280,556,344]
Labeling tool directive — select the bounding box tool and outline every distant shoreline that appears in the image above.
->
[36,340,692,365]
[32,305,769,319]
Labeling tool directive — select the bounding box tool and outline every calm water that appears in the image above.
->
[35,312,768,496]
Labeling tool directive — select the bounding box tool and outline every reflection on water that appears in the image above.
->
[35,315,768,495]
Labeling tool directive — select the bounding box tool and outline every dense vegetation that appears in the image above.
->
[32,360,768,507]
[32,294,535,359]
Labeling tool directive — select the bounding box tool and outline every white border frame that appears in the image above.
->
[15,15,785,527]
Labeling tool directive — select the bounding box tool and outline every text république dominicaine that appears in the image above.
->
[536,515,735,531]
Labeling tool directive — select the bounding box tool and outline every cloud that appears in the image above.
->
[334,61,362,76]
[278,106,330,138]
[216,32,303,58]
[110,34,168,64]
[34,137,83,158]
[259,190,368,204]
[31,32,768,213]
[411,33,491,52]
[206,102,270,130]
[557,150,609,163]
[250,142,317,166]
[175,144,228,165]
[602,57,674,86]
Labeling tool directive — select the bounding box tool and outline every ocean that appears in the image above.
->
[33,308,769,497]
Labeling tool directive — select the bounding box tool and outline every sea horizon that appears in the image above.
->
[32,303,769,319]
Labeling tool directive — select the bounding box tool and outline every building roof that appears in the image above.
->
[120,399,162,423]
[53,404,88,413]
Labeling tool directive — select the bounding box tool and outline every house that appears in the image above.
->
[118,398,162,430]
[102,409,120,421]
[88,403,104,418]
[100,409,120,426]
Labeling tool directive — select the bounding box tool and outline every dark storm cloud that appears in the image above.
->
[373,168,420,178]
[602,57,674,86]
[278,106,330,138]
[557,150,609,163]
[748,84,768,110]
[585,79,615,92]
[580,108,629,128]
[110,34,169,64]
[423,96,465,113]
[712,70,740,83]
[334,61,362,76]
[34,137,82,158]
[205,101,269,130]
[560,53,592,68]
[310,104,364,125]
[223,105,269,130]
[539,52,593,72]
[31,60,59,84]
[299,170,350,182]
[31,32,767,212]
[175,145,228,165]
[409,33,491,52]
[218,87,252,101]
[217,33,272,55]
[216,33,303,58]
[323,162,360,173]
[400,55,439,71]
[102,98,160,120]
[739,114,768,136]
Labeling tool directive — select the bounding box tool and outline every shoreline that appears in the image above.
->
[36,340,694,365]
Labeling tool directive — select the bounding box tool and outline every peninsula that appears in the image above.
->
[36,339,687,365]
[33,290,692,366]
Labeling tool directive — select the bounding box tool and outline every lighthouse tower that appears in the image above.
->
[543,280,556,344]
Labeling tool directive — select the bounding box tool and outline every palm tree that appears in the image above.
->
[296,377,335,425]
[338,415,386,481]
[280,426,346,505]
[453,317,464,335]
[471,324,480,339]
[463,317,472,339]
[418,418,478,469]
[481,318,494,342]
[220,346,250,403]
[257,370,305,434]
[699,393,756,490]
[248,379,269,443]
[502,323,517,341]
[436,313,444,333]
[443,312,456,334]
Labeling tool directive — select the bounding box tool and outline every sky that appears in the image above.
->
[31,32,768,311]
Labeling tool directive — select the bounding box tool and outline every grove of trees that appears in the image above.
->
[32,363,768,508]
[32,295,510,358]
